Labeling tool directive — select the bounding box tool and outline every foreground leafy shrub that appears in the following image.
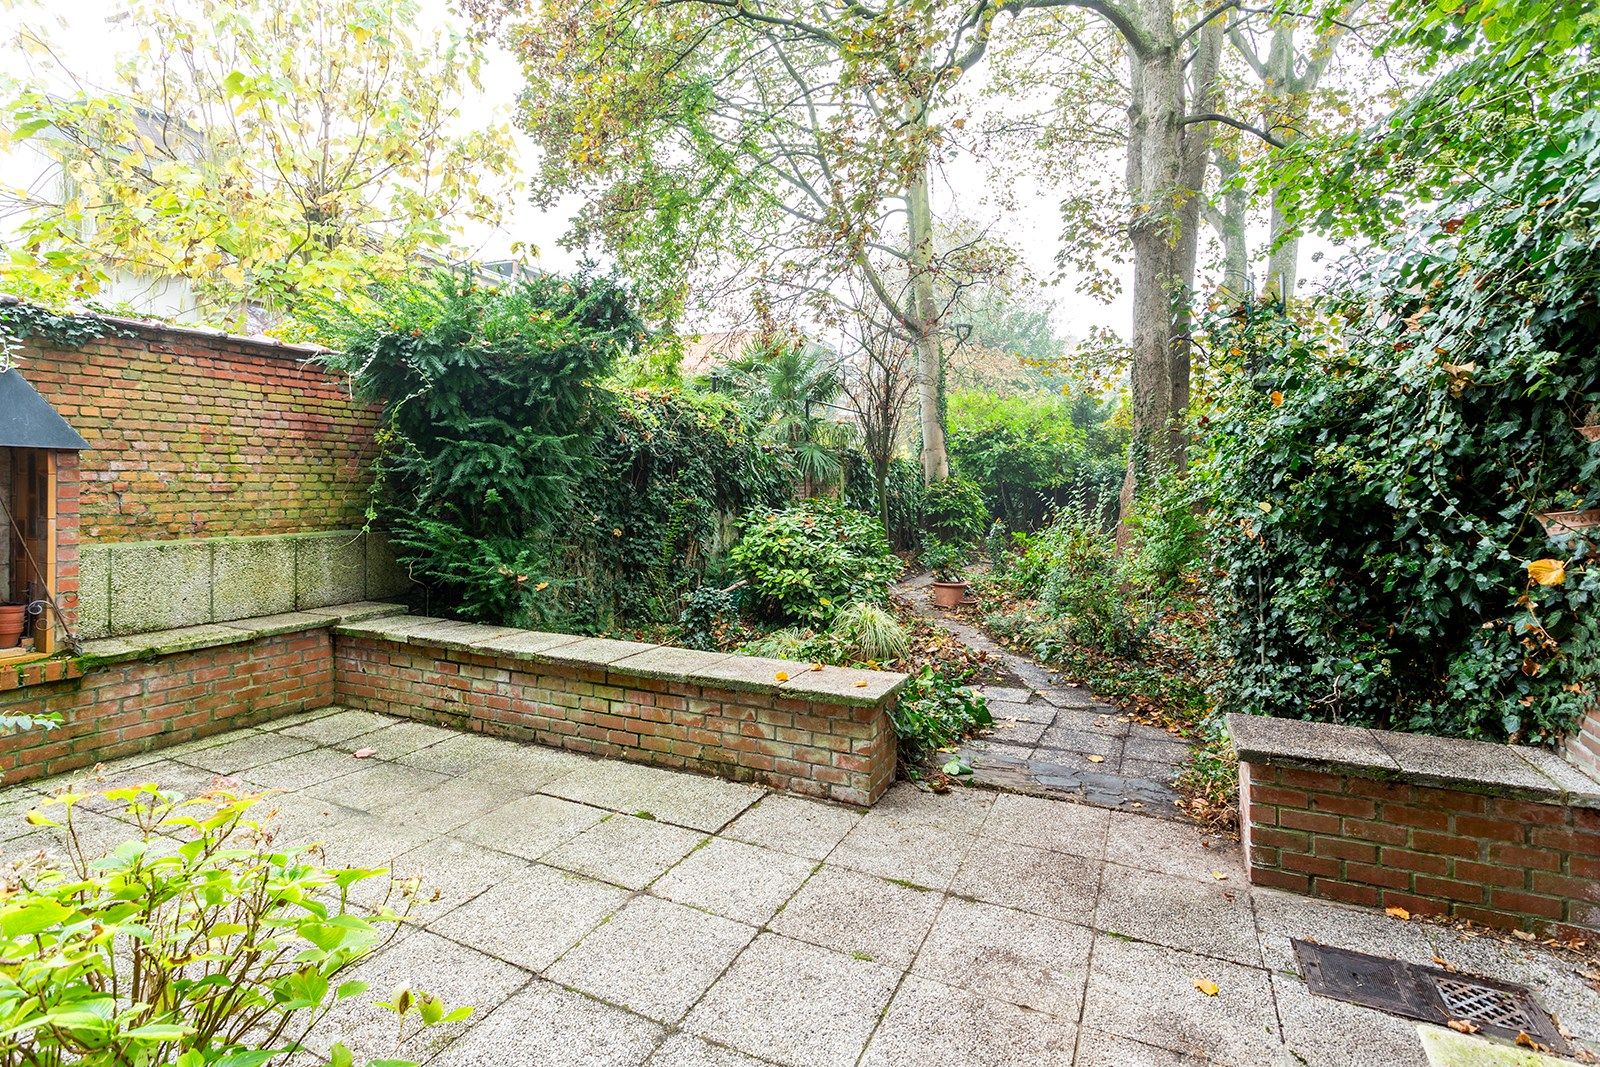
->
[920,476,989,546]
[0,785,463,1066]
[891,667,992,762]
[730,500,900,624]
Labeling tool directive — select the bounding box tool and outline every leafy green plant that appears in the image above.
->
[0,784,466,1066]
[827,602,910,664]
[921,540,968,583]
[677,584,741,651]
[920,476,989,546]
[729,500,900,624]
[891,667,992,763]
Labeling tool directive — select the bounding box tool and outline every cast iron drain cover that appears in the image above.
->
[1292,940,1571,1054]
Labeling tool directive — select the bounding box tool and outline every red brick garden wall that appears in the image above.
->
[0,630,333,785]
[17,322,378,544]
[1242,761,1600,939]
[334,634,897,806]
[1566,706,1600,782]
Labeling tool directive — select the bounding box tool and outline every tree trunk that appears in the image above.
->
[1261,25,1299,301]
[1210,149,1251,299]
[907,152,949,484]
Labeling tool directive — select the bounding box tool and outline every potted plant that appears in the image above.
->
[0,603,25,649]
[924,540,970,609]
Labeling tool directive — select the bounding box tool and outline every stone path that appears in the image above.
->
[8,709,1596,1066]
[897,573,1192,818]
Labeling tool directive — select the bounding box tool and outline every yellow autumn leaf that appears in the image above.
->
[1270,390,1284,407]
[1384,906,1411,921]
[1086,754,1105,763]
[1193,979,1219,996]
[1210,870,1228,880]
[854,680,869,688]
[810,663,824,672]
[1527,559,1566,586]
[774,671,789,682]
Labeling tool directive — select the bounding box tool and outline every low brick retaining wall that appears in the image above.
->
[332,616,904,806]
[0,625,337,784]
[1231,714,1600,938]
[0,607,905,805]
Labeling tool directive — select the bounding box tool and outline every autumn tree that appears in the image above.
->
[502,0,1038,484]
[0,0,516,330]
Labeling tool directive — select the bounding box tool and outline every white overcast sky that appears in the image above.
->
[4,0,1357,342]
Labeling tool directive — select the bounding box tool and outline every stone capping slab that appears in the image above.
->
[76,602,405,667]
[334,614,909,708]
[1227,712,1600,809]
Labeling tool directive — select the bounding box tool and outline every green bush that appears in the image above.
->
[920,476,989,546]
[920,539,968,583]
[947,389,1125,529]
[891,667,992,762]
[843,453,924,549]
[730,500,900,624]
[676,584,742,650]
[0,785,464,1066]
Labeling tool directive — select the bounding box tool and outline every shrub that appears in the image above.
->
[920,476,989,545]
[947,389,1125,529]
[920,539,968,583]
[843,454,924,549]
[730,500,900,624]
[827,602,910,664]
[891,667,992,762]
[0,784,464,1066]
[676,584,741,650]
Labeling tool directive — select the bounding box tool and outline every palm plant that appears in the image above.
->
[725,337,854,497]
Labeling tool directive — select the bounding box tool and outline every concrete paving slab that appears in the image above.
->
[1102,809,1244,882]
[278,708,396,744]
[868,781,994,835]
[1095,864,1263,967]
[827,815,976,891]
[981,791,1109,859]
[982,716,1050,746]
[542,760,764,832]
[1083,936,1281,1067]
[326,719,458,758]
[368,835,534,919]
[977,686,1035,704]
[1251,886,1438,975]
[985,699,1058,725]
[949,839,1101,924]
[305,761,451,815]
[55,758,234,814]
[721,793,862,859]
[542,812,705,890]
[860,974,1078,1066]
[438,978,664,1066]
[170,730,317,774]
[238,748,368,793]
[548,895,756,1022]
[1072,1029,1214,1066]
[451,794,606,860]
[401,731,590,786]
[684,933,900,1067]
[429,863,629,971]
[651,837,815,925]
[299,929,529,1065]
[768,865,942,967]
[367,775,528,835]
[313,812,440,868]
[912,895,1093,1018]
[1037,685,1104,709]
[1038,725,1124,757]
[646,1033,776,1067]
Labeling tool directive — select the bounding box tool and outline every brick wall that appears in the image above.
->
[334,634,898,806]
[0,630,333,785]
[1241,761,1600,939]
[17,322,378,544]
[1566,705,1600,782]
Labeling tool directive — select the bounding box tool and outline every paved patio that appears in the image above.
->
[5,707,1597,1066]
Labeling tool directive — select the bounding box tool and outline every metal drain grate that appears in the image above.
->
[1292,940,1570,1055]
[1435,977,1537,1032]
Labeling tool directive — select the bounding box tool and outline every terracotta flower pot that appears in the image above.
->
[930,580,968,609]
[0,606,25,649]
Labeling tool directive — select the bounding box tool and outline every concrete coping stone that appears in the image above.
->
[1227,712,1600,809]
[77,602,406,666]
[336,614,909,708]
[299,601,409,624]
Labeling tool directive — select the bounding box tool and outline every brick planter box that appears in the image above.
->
[1230,714,1600,938]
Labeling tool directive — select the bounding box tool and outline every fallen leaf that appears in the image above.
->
[1270,390,1284,407]
[853,680,868,688]
[1086,754,1105,763]
[1385,906,1411,921]
[353,748,377,759]
[1512,929,1537,942]
[1431,956,1458,972]
[810,663,824,672]
[1528,559,1566,586]
[774,671,790,682]
[1447,1020,1480,1034]
[1210,870,1228,881]
[1192,979,1219,996]
[1516,1032,1548,1052]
